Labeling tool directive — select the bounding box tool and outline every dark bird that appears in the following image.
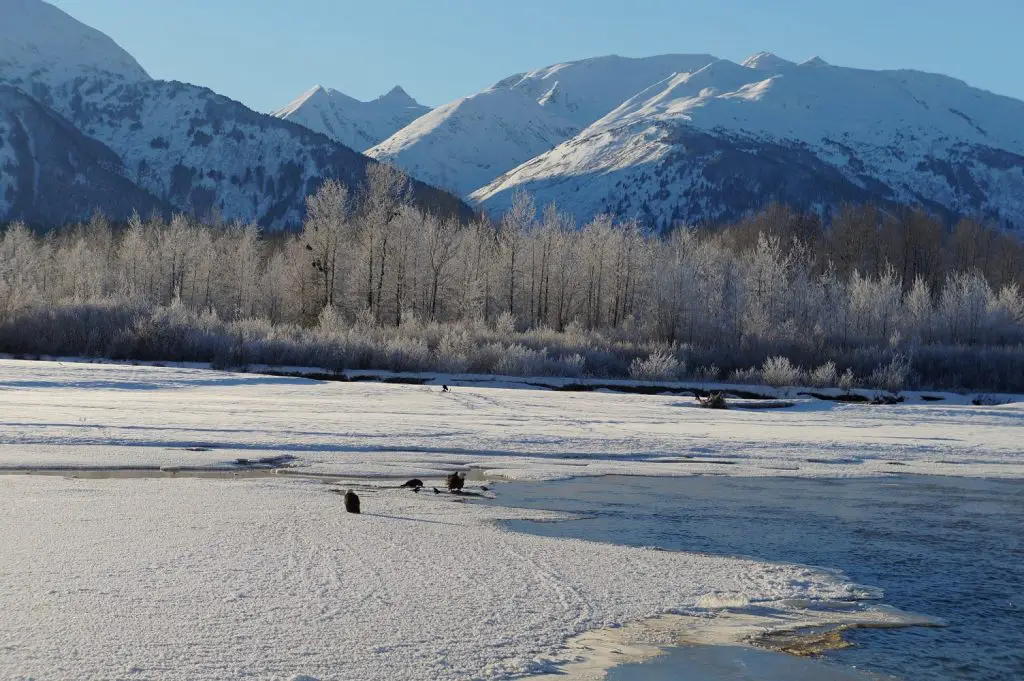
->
[344,489,360,514]
[401,478,424,489]
[433,487,440,495]
[441,385,450,393]
[446,471,465,493]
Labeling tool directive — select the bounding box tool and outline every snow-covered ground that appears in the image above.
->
[0,474,915,681]
[0,359,1018,680]
[0,359,1019,480]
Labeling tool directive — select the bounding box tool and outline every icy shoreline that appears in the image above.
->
[527,605,942,681]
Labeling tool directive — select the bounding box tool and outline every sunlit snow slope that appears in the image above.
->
[0,0,149,89]
[366,55,718,196]
[471,54,1024,229]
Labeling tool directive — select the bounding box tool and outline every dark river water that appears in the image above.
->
[489,475,1024,681]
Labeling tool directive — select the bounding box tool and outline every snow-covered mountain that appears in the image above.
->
[35,77,402,227]
[471,54,1024,229]
[0,0,149,91]
[0,85,167,224]
[367,54,718,196]
[0,0,466,228]
[272,85,429,151]
[495,53,718,127]
[5,0,1023,230]
[367,87,579,196]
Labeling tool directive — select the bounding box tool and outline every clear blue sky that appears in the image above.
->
[51,0,1024,112]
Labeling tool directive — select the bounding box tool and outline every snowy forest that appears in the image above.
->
[2,164,1023,392]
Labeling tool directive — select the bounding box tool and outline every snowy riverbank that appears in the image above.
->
[0,359,1020,480]
[0,358,1019,680]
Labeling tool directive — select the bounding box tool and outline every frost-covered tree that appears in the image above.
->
[219,221,262,319]
[499,191,536,320]
[1,191,1023,391]
[357,163,412,322]
[302,179,350,311]
[423,213,460,321]
[0,222,40,321]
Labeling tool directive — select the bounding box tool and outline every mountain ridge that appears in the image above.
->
[363,54,720,196]
[271,84,429,152]
[0,0,468,228]
[469,55,1024,229]
[0,0,149,89]
[296,49,1022,230]
[4,0,1023,232]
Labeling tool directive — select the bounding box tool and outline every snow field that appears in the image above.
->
[2,475,877,681]
[0,359,1020,480]
[0,358,1002,679]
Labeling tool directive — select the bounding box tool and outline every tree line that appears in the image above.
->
[1,164,1023,391]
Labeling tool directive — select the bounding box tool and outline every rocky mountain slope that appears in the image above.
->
[0,85,167,224]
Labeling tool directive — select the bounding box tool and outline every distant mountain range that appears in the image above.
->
[3,0,1024,231]
[284,53,1024,231]
[0,0,465,228]
[468,53,1024,229]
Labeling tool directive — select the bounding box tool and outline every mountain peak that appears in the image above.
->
[801,56,830,67]
[742,51,796,71]
[273,82,429,151]
[271,84,331,118]
[377,85,420,107]
[471,54,1024,230]
[0,0,150,88]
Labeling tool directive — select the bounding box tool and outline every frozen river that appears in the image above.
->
[493,475,1024,681]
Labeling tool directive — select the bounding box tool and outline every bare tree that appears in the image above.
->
[302,179,350,311]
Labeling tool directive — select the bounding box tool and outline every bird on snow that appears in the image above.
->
[344,489,360,514]
[446,472,465,492]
